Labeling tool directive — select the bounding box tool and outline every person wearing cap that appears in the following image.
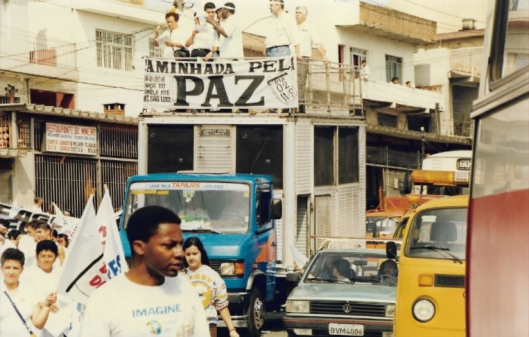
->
[207,2,243,59]
[186,2,219,61]
[264,0,299,58]
[295,5,328,113]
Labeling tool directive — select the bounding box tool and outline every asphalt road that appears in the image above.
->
[261,311,287,337]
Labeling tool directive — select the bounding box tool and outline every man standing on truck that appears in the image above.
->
[80,206,209,336]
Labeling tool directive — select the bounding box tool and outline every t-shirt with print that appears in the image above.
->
[80,272,209,337]
[185,265,229,325]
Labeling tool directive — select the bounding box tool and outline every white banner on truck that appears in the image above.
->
[143,56,298,110]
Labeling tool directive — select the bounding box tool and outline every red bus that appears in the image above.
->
[466,0,529,336]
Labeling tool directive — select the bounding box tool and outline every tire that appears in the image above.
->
[243,288,265,337]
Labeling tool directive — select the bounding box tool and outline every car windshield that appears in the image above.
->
[405,207,467,261]
[304,251,398,287]
[366,216,398,237]
[124,181,250,233]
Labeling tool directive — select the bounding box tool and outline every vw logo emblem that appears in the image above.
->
[343,303,352,313]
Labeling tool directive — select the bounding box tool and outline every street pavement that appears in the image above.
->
[262,311,287,337]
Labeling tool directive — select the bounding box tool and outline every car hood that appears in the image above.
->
[289,283,396,303]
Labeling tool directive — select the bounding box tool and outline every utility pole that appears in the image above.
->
[420,126,425,165]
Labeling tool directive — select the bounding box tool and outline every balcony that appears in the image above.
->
[0,33,78,81]
[305,61,443,114]
[448,47,482,84]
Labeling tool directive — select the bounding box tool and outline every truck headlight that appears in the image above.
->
[385,304,395,317]
[219,262,244,276]
[413,299,435,322]
[286,300,310,313]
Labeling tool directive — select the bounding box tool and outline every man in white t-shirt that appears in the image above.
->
[208,2,243,59]
[265,0,299,58]
[80,206,209,337]
[295,5,328,113]
[186,2,218,61]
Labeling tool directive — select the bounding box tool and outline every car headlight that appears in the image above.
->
[386,304,395,317]
[218,262,244,276]
[412,298,435,322]
[286,300,310,313]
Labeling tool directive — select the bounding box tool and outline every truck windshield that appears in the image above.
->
[405,207,467,261]
[124,181,250,233]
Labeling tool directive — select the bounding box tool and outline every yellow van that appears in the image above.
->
[394,195,468,337]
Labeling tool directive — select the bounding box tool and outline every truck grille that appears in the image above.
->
[209,260,220,273]
[310,301,386,317]
[435,274,465,288]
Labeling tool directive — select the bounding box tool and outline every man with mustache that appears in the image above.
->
[81,206,209,336]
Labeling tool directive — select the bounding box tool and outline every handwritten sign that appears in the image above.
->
[143,56,298,110]
[44,123,97,155]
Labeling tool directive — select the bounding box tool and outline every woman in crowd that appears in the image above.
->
[183,236,239,337]
[0,248,57,335]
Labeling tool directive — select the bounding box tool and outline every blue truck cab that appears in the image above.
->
[119,172,283,336]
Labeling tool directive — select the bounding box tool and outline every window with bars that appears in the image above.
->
[149,38,163,58]
[96,29,134,71]
[386,55,402,82]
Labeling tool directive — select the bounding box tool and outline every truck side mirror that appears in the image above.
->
[386,241,398,259]
[399,171,412,195]
[286,272,301,285]
[271,199,282,219]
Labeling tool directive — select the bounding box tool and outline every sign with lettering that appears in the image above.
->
[143,56,298,110]
[44,123,97,155]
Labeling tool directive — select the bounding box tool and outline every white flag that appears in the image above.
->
[57,195,108,304]
[52,202,65,217]
[289,243,308,270]
[97,190,129,279]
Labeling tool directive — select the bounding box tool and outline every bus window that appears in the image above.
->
[493,0,529,80]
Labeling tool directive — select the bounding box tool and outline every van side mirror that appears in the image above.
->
[271,199,282,219]
[386,241,398,259]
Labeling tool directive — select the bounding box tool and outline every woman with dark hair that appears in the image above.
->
[183,236,239,337]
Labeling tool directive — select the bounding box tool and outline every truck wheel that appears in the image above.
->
[244,288,265,337]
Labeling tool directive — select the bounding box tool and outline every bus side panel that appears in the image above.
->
[467,189,529,336]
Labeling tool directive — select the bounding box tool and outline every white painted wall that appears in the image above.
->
[387,0,487,34]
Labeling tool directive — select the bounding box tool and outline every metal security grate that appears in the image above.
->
[99,125,137,159]
[35,155,97,217]
[435,274,465,288]
[209,260,220,273]
[310,301,386,317]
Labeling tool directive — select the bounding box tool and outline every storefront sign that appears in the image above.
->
[143,56,298,110]
[44,123,97,155]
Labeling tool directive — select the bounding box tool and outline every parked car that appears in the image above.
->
[365,210,403,238]
[283,247,396,337]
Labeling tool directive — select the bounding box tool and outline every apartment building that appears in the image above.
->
[0,0,476,211]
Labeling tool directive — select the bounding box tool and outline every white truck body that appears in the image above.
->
[137,113,367,268]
